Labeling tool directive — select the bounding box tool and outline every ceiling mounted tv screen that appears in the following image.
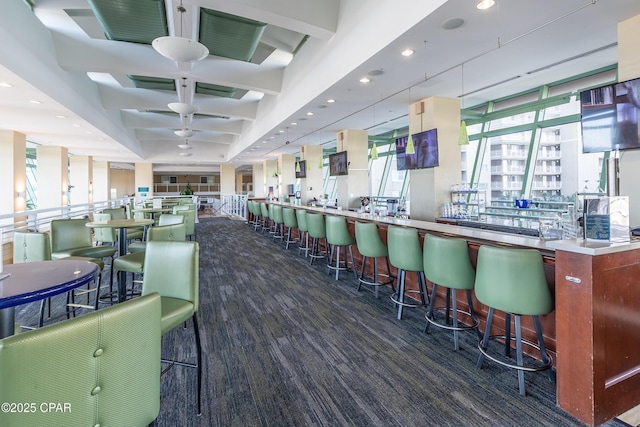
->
[396,128,439,170]
[329,151,348,176]
[295,160,307,178]
[581,77,640,153]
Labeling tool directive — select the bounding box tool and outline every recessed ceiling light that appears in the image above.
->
[270,136,275,139]
[291,122,298,126]
[179,152,192,157]
[279,130,285,133]
[401,49,415,57]
[326,99,335,103]
[476,0,495,10]
[306,111,314,116]
[73,124,81,127]
[359,77,370,83]
[262,140,268,143]
[0,82,13,87]
[56,115,67,119]
[29,100,41,104]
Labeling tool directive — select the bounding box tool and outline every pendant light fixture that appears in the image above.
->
[152,1,209,63]
[178,139,192,150]
[169,77,199,116]
[175,129,194,138]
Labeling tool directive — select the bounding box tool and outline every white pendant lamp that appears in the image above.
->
[178,140,193,150]
[152,1,209,62]
[168,102,199,115]
[179,152,193,157]
[175,129,194,138]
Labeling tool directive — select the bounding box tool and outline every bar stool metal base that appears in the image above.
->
[477,310,553,395]
[327,244,358,280]
[357,256,395,298]
[424,287,480,350]
[390,269,429,320]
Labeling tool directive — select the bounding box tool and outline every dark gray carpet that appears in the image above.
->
[14,218,627,426]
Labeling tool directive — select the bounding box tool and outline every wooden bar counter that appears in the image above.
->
[261,202,640,426]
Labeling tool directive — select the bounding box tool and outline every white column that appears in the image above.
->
[263,160,278,198]
[69,155,93,205]
[278,153,296,199]
[618,14,640,226]
[220,164,236,196]
[300,145,323,203]
[253,164,265,198]
[336,129,368,209]
[37,145,68,209]
[0,131,26,215]
[92,161,110,203]
[134,163,154,201]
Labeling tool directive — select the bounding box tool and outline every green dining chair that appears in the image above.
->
[103,207,144,241]
[142,240,202,415]
[0,293,161,427]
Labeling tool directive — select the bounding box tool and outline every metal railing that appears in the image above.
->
[221,195,248,219]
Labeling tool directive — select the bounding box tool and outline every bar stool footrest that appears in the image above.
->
[478,335,553,372]
[426,307,479,332]
[359,273,393,288]
[390,290,427,308]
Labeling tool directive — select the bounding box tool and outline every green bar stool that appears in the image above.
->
[295,209,310,257]
[474,245,553,396]
[260,202,270,233]
[282,207,298,250]
[306,213,327,265]
[354,221,394,298]
[325,215,357,281]
[249,201,261,231]
[387,225,429,320]
[270,205,285,243]
[422,233,480,350]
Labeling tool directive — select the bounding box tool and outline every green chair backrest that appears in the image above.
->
[142,241,199,308]
[148,223,186,242]
[326,215,355,246]
[474,245,552,316]
[271,205,284,224]
[0,293,161,427]
[102,207,126,220]
[422,233,475,291]
[355,221,387,258]
[295,209,308,232]
[13,231,51,263]
[260,202,269,219]
[158,214,185,226]
[50,218,93,252]
[174,209,195,236]
[93,213,117,244]
[173,205,190,212]
[387,225,423,272]
[306,213,326,239]
[282,208,297,228]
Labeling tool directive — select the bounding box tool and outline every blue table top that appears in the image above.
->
[0,260,99,310]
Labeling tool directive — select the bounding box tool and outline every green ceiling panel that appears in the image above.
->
[88,0,168,44]
[199,9,266,62]
[196,82,236,98]
[128,75,176,91]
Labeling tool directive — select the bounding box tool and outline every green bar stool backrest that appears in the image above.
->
[158,214,184,226]
[260,202,269,219]
[271,205,284,224]
[306,213,326,239]
[0,293,161,427]
[102,207,126,220]
[423,233,475,290]
[283,208,297,228]
[173,205,190,213]
[13,231,51,262]
[295,209,308,232]
[387,225,423,272]
[355,222,387,258]
[475,246,552,315]
[93,213,117,244]
[326,215,355,246]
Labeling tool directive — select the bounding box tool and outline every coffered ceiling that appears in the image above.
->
[0,0,639,173]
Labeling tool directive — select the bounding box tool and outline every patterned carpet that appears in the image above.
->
[15,217,629,426]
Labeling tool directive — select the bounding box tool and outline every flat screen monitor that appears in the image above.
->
[581,77,640,153]
[329,151,348,176]
[396,128,438,170]
[295,160,307,178]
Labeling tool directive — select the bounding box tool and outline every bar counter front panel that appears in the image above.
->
[255,202,640,426]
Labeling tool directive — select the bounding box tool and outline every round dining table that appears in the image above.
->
[0,260,100,338]
[85,218,154,302]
